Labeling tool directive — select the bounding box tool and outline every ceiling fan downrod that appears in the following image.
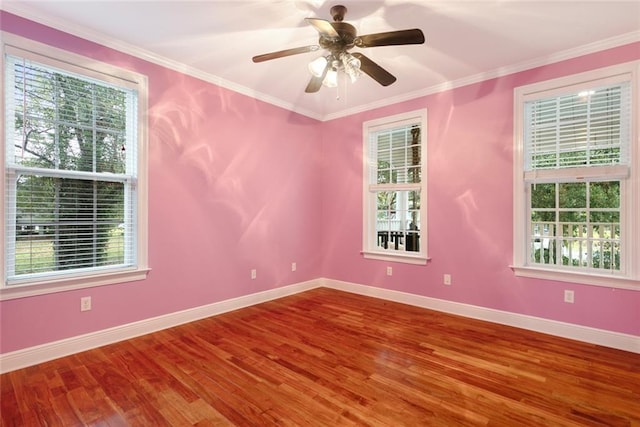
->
[330,5,347,22]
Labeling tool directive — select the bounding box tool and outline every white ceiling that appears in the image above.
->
[3,1,640,120]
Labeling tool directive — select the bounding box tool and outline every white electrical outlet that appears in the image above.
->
[386,266,393,276]
[291,262,297,272]
[444,274,452,285]
[251,269,257,279]
[80,296,92,312]
[564,290,575,303]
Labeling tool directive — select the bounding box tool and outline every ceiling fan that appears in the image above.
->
[252,5,425,93]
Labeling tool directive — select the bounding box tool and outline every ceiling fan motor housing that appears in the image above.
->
[319,22,357,53]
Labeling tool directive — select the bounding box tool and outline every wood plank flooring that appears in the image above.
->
[2,287,639,426]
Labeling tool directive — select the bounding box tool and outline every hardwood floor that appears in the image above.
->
[2,287,639,426]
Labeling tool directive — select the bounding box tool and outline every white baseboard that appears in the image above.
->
[0,279,322,374]
[321,278,640,354]
[2,277,637,374]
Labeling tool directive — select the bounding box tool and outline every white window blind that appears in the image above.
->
[4,53,138,284]
[524,82,631,172]
[371,124,422,186]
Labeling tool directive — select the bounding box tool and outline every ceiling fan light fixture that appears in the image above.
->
[346,67,361,84]
[322,68,338,88]
[341,52,361,83]
[308,56,328,77]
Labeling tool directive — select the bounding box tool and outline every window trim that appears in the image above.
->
[362,109,428,265]
[1,32,149,301]
[512,61,640,290]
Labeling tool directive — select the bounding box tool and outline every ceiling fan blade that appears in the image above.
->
[351,53,396,86]
[305,18,339,39]
[305,62,329,93]
[252,45,319,63]
[356,29,425,48]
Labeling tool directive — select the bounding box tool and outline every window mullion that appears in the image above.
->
[370,183,421,192]
[91,85,97,267]
[54,74,61,170]
[555,97,560,169]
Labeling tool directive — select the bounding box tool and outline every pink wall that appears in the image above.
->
[0,12,324,353]
[321,42,640,336]
[1,12,638,356]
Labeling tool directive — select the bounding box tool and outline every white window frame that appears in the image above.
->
[362,109,428,265]
[512,61,640,290]
[1,33,149,300]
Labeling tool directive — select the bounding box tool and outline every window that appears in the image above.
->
[513,62,639,289]
[1,34,148,300]
[362,109,427,264]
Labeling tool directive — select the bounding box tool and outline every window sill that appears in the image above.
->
[362,250,429,265]
[0,267,151,301]
[511,265,639,291]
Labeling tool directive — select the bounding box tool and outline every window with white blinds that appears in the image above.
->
[362,110,428,264]
[2,35,148,297]
[513,62,639,289]
[524,82,630,177]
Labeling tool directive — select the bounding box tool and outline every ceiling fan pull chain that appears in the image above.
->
[339,72,349,101]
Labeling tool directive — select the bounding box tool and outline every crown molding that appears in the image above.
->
[2,4,638,122]
[323,31,640,121]
[0,4,324,121]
